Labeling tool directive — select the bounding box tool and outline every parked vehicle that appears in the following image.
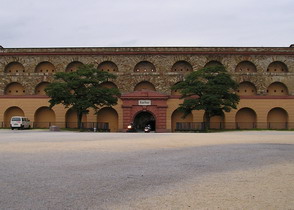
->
[10,116,31,130]
[144,125,151,133]
[126,122,136,132]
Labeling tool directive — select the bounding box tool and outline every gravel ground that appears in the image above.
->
[0,130,294,210]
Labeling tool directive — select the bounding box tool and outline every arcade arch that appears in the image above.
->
[35,82,50,95]
[134,81,156,91]
[133,111,155,131]
[98,61,118,72]
[34,107,55,128]
[5,62,25,73]
[237,81,257,95]
[267,61,288,73]
[205,113,225,129]
[171,61,193,73]
[235,108,257,129]
[267,107,288,129]
[5,82,26,95]
[235,61,257,73]
[171,82,181,96]
[267,82,288,96]
[100,81,118,89]
[171,109,193,132]
[134,61,156,73]
[66,61,83,72]
[35,61,55,73]
[96,107,119,132]
[4,106,25,127]
[65,108,87,128]
[204,60,223,68]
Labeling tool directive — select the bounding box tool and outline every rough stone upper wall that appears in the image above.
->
[0,47,294,95]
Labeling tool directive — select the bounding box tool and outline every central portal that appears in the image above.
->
[121,90,169,132]
[134,111,156,131]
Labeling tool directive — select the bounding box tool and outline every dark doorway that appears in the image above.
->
[134,111,156,131]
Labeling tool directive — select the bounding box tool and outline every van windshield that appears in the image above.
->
[12,118,21,121]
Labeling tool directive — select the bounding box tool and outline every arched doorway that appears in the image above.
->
[65,108,87,128]
[267,107,288,129]
[34,107,56,128]
[206,114,225,129]
[134,111,156,132]
[4,106,25,127]
[97,107,119,132]
[235,108,257,129]
[171,109,193,132]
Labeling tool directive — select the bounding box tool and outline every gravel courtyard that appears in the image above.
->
[0,130,294,210]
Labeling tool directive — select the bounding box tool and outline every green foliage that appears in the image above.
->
[45,64,120,128]
[172,65,240,127]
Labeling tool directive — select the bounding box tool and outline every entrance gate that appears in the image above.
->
[121,90,168,132]
[134,111,156,131]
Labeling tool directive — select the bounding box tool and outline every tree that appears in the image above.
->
[172,65,240,131]
[45,64,120,129]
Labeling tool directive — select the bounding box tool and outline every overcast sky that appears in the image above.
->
[1,0,293,48]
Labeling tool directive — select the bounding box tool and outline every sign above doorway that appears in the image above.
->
[138,100,151,106]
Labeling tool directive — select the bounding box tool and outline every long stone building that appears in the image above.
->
[0,46,294,132]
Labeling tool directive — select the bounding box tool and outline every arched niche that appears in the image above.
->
[235,61,257,73]
[267,61,288,73]
[267,107,288,129]
[171,109,193,132]
[171,82,182,96]
[235,108,257,129]
[171,61,193,73]
[35,61,55,73]
[5,62,25,73]
[5,82,26,95]
[65,61,83,72]
[34,107,56,128]
[204,60,223,68]
[97,61,118,72]
[35,82,50,95]
[96,107,119,132]
[4,106,25,127]
[204,113,225,129]
[65,108,87,128]
[134,81,156,91]
[237,81,257,96]
[267,82,288,96]
[134,61,156,73]
[100,81,118,89]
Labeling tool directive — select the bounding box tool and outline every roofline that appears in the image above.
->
[1,46,294,56]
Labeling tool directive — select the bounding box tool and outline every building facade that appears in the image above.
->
[0,47,294,132]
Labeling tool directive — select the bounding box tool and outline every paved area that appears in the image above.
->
[0,130,294,209]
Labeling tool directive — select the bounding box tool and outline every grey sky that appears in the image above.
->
[1,0,293,48]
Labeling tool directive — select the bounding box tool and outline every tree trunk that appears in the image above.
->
[77,111,83,129]
[204,112,211,132]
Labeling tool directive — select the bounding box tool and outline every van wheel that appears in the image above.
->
[28,125,31,129]
[11,127,14,130]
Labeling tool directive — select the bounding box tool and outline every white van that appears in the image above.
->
[10,116,31,130]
